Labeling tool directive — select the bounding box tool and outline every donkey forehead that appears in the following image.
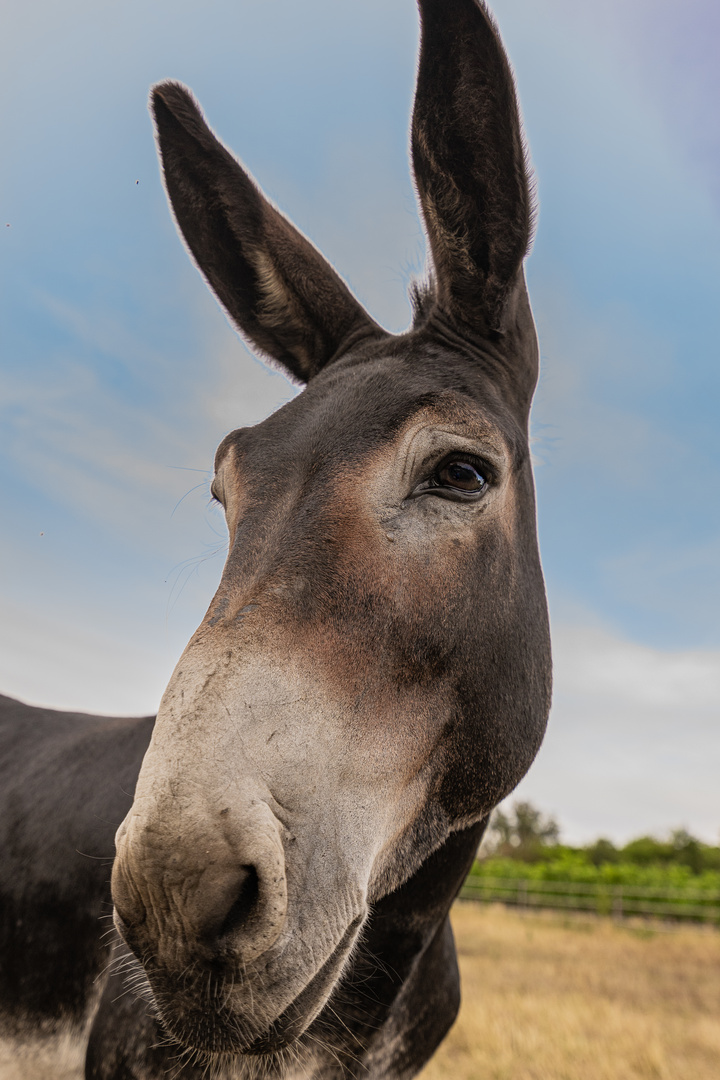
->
[213,365,526,483]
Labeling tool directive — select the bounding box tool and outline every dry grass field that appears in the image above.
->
[420,902,720,1080]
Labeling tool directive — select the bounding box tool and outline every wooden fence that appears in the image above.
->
[459,876,720,924]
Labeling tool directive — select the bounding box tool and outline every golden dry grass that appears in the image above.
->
[420,902,720,1080]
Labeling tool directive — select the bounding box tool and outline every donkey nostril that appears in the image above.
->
[217,865,260,941]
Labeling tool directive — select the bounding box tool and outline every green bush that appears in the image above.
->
[468,854,720,892]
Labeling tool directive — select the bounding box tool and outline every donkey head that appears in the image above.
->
[112,0,551,1062]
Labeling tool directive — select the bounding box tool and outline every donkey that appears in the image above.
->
[0,1,551,1077]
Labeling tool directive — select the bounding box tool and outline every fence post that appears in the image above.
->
[612,886,623,921]
[459,876,720,923]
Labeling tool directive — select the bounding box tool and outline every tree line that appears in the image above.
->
[483,802,720,875]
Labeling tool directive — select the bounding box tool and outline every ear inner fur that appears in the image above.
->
[412,0,534,334]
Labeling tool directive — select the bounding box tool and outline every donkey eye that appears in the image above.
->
[436,460,488,493]
[410,455,492,502]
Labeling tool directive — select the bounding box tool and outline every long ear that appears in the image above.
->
[151,82,383,383]
[412,0,534,335]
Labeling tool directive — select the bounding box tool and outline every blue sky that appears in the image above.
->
[1,0,718,842]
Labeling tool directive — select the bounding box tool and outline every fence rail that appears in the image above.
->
[459,876,720,923]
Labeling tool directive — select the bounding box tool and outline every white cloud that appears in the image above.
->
[508,622,720,844]
[555,624,720,708]
[0,596,175,716]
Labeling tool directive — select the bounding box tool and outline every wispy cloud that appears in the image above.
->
[1,286,293,548]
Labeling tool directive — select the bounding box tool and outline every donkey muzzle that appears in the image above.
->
[111,793,288,970]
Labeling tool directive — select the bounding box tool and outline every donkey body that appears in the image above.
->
[0,2,551,1077]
